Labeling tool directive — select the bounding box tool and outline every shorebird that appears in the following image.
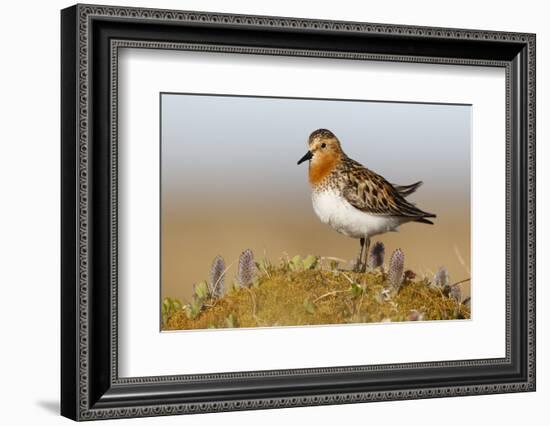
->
[297,128,436,272]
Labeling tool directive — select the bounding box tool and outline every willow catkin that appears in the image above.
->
[209,255,225,299]
[367,241,385,269]
[237,249,255,288]
[434,266,449,288]
[388,249,405,290]
[450,284,462,303]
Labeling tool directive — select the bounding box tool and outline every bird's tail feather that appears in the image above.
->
[394,181,423,197]
[415,216,435,225]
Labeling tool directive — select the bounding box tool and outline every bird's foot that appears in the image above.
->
[353,259,367,273]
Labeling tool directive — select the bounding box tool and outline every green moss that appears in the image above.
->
[163,257,470,331]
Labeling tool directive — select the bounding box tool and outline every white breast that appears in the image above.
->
[312,189,407,239]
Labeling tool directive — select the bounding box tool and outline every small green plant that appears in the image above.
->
[302,255,318,270]
[349,282,364,298]
[185,280,212,320]
[289,255,302,271]
[186,299,203,320]
[303,298,315,314]
[225,313,238,328]
[193,280,210,300]
[161,297,183,326]
[256,257,273,277]
[251,277,261,289]
[237,249,255,287]
[289,254,319,271]
[388,249,405,290]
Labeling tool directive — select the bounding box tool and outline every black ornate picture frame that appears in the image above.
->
[61,4,536,421]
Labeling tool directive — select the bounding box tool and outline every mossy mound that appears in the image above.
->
[163,260,469,330]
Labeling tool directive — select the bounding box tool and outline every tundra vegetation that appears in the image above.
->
[162,245,470,330]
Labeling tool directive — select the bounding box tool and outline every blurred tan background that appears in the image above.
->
[161,94,471,303]
[162,198,470,303]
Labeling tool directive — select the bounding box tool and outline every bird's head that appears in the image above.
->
[297,129,343,166]
[298,129,345,186]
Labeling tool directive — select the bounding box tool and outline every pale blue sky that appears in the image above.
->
[161,93,471,204]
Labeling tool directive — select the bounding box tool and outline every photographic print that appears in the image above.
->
[61,6,535,418]
[160,93,471,330]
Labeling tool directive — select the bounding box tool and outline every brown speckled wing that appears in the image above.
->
[339,158,435,219]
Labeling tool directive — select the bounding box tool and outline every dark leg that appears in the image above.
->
[354,238,365,272]
[360,237,370,272]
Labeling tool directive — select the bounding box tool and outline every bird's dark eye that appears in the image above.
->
[321,143,326,148]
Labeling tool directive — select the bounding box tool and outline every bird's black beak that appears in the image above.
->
[297,150,313,165]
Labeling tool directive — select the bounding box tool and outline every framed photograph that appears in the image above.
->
[61,4,536,420]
